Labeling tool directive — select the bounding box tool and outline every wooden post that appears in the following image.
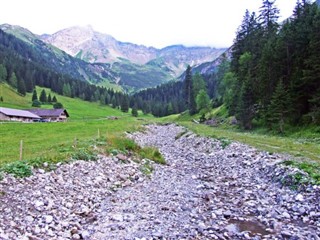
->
[73,137,77,148]
[19,140,23,161]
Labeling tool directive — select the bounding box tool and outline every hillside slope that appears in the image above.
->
[0,83,123,119]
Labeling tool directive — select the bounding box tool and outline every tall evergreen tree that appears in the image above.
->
[184,65,192,108]
[0,64,7,82]
[32,89,38,101]
[52,95,57,102]
[120,95,129,112]
[268,80,290,133]
[236,80,255,130]
[47,93,52,103]
[39,89,47,103]
[258,0,280,36]
[17,78,26,96]
[8,72,18,88]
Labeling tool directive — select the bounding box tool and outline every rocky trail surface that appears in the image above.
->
[0,124,319,240]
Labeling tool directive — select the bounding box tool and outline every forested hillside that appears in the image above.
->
[0,30,130,111]
[223,0,320,130]
[134,0,320,132]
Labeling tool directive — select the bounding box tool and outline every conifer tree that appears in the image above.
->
[32,89,38,101]
[0,64,7,82]
[9,72,18,88]
[268,80,290,133]
[236,80,255,130]
[308,90,320,124]
[47,93,52,103]
[184,65,192,108]
[52,95,57,102]
[120,95,129,112]
[39,89,47,103]
[17,78,26,96]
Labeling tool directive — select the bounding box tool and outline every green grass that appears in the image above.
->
[159,111,320,184]
[105,135,166,165]
[0,84,155,166]
[0,117,144,166]
[0,84,124,119]
[177,122,320,161]
[0,83,30,109]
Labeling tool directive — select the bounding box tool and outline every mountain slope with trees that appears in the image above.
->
[133,0,320,133]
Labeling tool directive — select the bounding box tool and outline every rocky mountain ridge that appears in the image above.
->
[41,25,226,77]
[0,23,227,92]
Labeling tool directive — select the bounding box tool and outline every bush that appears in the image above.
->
[1,161,32,178]
[53,102,63,109]
[71,148,97,161]
[32,99,41,107]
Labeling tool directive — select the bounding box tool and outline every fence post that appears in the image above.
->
[19,140,23,161]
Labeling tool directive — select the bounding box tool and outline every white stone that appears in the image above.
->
[295,194,304,202]
[44,215,54,224]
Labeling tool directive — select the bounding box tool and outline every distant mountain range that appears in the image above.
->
[0,24,227,92]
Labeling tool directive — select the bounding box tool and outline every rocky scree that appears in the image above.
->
[0,124,319,240]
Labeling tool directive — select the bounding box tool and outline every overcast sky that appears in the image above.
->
[1,0,300,48]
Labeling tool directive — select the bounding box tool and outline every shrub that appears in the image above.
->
[32,99,41,107]
[71,148,97,161]
[1,161,32,178]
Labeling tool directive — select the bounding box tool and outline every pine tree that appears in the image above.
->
[8,72,18,88]
[120,95,129,112]
[0,64,7,82]
[268,80,290,133]
[52,95,57,102]
[308,89,320,124]
[32,89,38,101]
[236,80,255,130]
[17,78,26,96]
[62,83,71,97]
[39,89,47,103]
[184,65,192,107]
[258,0,280,36]
[0,96,3,102]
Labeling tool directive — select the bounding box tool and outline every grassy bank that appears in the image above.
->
[0,117,149,166]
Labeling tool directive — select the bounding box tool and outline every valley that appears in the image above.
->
[1,1,320,239]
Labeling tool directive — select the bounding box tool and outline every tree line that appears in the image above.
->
[215,0,320,131]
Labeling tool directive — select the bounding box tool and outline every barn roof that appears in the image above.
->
[27,109,69,118]
[0,107,41,119]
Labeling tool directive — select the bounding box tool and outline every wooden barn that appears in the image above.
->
[27,109,69,122]
[0,107,41,122]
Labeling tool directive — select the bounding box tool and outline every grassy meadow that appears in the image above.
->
[0,84,152,167]
[1,83,319,183]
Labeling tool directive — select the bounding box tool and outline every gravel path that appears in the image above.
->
[0,124,319,240]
